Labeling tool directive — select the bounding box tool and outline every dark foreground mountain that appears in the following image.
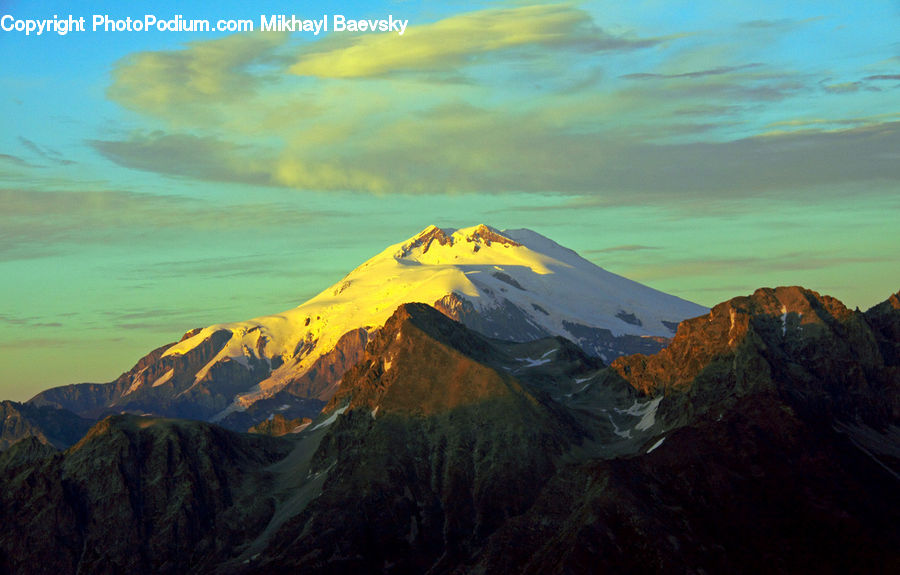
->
[465,391,900,575]
[0,416,292,574]
[1,288,898,574]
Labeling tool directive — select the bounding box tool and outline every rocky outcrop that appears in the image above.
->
[279,327,369,401]
[397,225,455,257]
[865,291,900,367]
[397,224,520,259]
[28,329,269,421]
[0,401,93,450]
[434,292,552,342]
[613,286,900,428]
[248,414,311,436]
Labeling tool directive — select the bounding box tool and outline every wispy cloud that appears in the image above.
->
[97,307,225,333]
[91,117,900,199]
[863,74,900,81]
[90,132,276,187]
[289,5,661,78]
[18,137,76,166]
[125,255,309,280]
[0,314,63,329]
[107,32,290,123]
[737,17,823,31]
[621,63,764,80]
[0,153,34,168]
[586,245,661,254]
[0,188,336,262]
[625,252,895,300]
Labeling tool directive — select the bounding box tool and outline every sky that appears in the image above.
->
[1,0,898,401]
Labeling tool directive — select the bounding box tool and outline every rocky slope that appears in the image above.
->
[247,292,900,573]
[241,303,593,573]
[463,392,900,575]
[0,415,292,574]
[248,414,311,436]
[611,286,900,430]
[0,289,897,574]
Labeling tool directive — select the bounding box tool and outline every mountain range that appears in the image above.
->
[1,225,897,574]
[25,225,705,430]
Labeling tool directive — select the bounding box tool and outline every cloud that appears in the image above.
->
[107,32,290,122]
[289,5,661,78]
[587,245,661,254]
[92,114,900,199]
[737,17,823,31]
[820,74,899,95]
[97,306,226,332]
[592,121,900,197]
[0,313,65,331]
[863,74,900,81]
[18,137,76,166]
[618,67,808,105]
[95,3,900,203]
[91,132,275,187]
[0,337,103,351]
[0,188,336,262]
[823,81,862,94]
[0,153,33,167]
[628,253,892,284]
[621,63,764,80]
[124,255,308,280]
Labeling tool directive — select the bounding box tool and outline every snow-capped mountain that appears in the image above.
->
[30,224,706,424]
[162,225,704,411]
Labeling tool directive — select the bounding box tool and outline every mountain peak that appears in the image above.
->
[398,224,520,259]
[612,285,895,424]
[398,225,455,257]
[46,224,706,424]
[323,302,519,417]
[886,291,900,310]
[459,224,521,247]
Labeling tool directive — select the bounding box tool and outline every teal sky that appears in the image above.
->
[2,0,898,401]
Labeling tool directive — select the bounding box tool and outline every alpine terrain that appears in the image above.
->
[1,226,897,574]
[27,224,706,430]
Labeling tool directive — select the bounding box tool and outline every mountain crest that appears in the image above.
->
[397,224,520,258]
[612,286,854,393]
[397,225,454,257]
[462,224,521,247]
[612,285,899,429]
[323,303,525,418]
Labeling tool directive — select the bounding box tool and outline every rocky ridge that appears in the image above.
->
[1,288,897,574]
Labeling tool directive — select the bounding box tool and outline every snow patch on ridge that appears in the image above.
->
[647,436,666,453]
[615,396,664,431]
[151,368,174,388]
[311,405,349,431]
